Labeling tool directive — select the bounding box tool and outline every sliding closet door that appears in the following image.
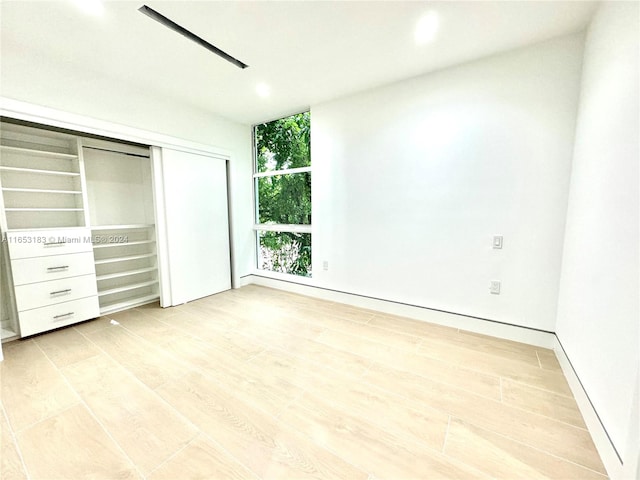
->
[158,148,231,305]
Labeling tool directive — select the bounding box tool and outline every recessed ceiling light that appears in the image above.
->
[256,83,270,98]
[415,11,439,45]
[71,0,104,16]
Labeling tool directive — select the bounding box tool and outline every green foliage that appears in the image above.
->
[255,112,311,277]
[256,112,310,172]
[257,174,311,225]
[259,232,311,277]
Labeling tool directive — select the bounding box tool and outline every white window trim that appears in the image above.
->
[253,166,311,178]
[254,224,311,233]
[253,117,312,279]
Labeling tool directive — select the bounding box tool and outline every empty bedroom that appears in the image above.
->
[0,1,638,479]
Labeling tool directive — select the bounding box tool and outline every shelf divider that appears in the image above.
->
[93,240,156,249]
[0,145,78,160]
[91,224,155,231]
[2,187,82,195]
[98,280,159,297]
[94,253,156,265]
[5,207,84,212]
[0,166,80,176]
[98,294,159,315]
[96,267,157,281]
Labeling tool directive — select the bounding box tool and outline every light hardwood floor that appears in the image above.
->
[1,285,606,479]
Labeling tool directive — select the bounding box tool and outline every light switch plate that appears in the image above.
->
[493,235,503,249]
[490,281,501,294]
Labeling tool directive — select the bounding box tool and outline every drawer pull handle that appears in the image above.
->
[53,312,74,320]
[44,241,66,247]
[50,289,72,296]
[47,266,69,272]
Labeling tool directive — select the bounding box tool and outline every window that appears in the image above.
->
[253,112,311,277]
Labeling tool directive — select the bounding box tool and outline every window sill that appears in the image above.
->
[251,268,314,286]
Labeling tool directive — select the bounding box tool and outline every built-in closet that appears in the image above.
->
[83,139,159,315]
[0,122,98,338]
[0,118,231,342]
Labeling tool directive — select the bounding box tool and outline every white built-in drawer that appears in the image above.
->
[7,228,93,259]
[18,296,100,337]
[11,252,96,286]
[14,274,98,312]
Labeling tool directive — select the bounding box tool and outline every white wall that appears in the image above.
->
[0,52,255,282]
[556,1,639,470]
[311,34,584,332]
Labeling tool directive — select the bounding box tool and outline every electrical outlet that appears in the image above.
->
[493,235,503,249]
[490,280,501,295]
[322,260,329,271]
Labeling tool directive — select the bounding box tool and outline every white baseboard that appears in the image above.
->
[241,274,555,348]
[553,336,622,479]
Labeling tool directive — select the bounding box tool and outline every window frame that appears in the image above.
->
[252,113,312,277]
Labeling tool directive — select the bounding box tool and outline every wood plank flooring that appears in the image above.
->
[0,285,606,479]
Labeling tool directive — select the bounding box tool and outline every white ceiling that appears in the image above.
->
[0,1,598,125]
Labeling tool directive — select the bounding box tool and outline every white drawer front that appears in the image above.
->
[19,296,100,337]
[15,274,98,312]
[7,229,93,259]
[11,252,96,286]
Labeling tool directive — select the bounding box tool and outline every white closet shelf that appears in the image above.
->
[91,224,155,230]
[94,253,155,265]
[99,294,159,315]
[93,240,155,249]
[0,166,80,176]
[2,187,82,194]
[5,207,84,212]
[0,145,78,160]
[98,280,158,297]
[96,267,157,281]
[5,226,87,232]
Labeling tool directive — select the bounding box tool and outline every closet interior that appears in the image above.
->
[83,140,159,315]
[0,120,159,340]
